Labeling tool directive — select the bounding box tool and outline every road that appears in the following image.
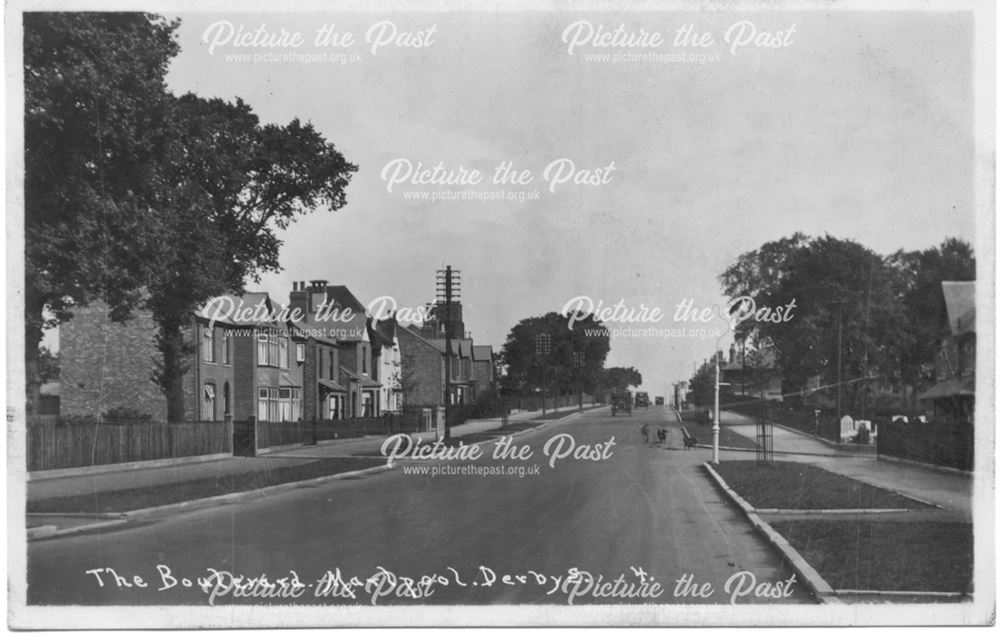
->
[26,406,813,606]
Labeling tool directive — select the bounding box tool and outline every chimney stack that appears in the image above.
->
[309,279,328,314]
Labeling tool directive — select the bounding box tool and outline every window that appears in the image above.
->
[202,327,215,362]
[202,384,216,421]
[269,334,279,367]
[256,331,291,368]
[277,388,301,422]
[362,346,368,375]
[257,387,286,422]
[257,333,268,364]
[329,351,335,381]
[221,331,230,365]
[296,343,306,363]
[279,388,292,421]
[327,395,340,420]
[258,388,269,421]
[279,337,289,369]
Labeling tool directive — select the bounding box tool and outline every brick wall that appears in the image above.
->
[398,328,444,407]
[61,303,168,420]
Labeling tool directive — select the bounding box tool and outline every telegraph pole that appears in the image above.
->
[436,266,461,441]
[836,299,843,423]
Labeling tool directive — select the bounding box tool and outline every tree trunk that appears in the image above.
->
[156,318,190,423]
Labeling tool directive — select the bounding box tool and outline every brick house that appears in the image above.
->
[212,292,304,423]
[60,300,240,422]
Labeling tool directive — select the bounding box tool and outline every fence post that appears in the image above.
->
[225,414,233,454]
[250,415,258,456]
[435,406,446,441]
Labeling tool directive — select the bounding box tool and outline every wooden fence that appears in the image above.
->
[27,418,232,472]
[255,409,430,451]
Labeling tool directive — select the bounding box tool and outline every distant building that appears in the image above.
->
[718,343,783,401]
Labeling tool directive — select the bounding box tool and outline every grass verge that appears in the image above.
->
[27,457,384,514]
[769,519,972,593]
[713,460,931,510]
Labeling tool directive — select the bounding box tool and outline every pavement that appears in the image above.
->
[718,411,971,520]
[25,405,599,530]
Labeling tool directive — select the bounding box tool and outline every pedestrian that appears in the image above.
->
[640,423,650,444]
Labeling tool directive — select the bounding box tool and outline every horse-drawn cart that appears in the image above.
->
[610,390,633,417]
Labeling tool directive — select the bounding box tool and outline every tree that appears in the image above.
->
[687,360,715,407]
[23,13,180,412]
[23,14,359,421]
[720,234,908,412]
[499,311,610,396]
[37,346,59,384]
[602,367,643,391]
[888,238,975,389]
[148,94,357,420]
[719,233,975,414]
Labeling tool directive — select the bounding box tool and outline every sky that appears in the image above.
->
[156,9,975,397]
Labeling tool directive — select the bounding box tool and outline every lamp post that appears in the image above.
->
[834,298,844,423]
[712,333,732,465]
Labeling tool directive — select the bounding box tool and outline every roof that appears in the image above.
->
[339,366,382,388]
[472,345,493,362]
[288,319,339,345]
[917,376,975,401]
[325,285,366,313]
[458,339,473,358]
[399,325,447,353]
[318,379,348,393]
[425,338,473,357]
[942,281,975,335]
[196,292,275,327]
